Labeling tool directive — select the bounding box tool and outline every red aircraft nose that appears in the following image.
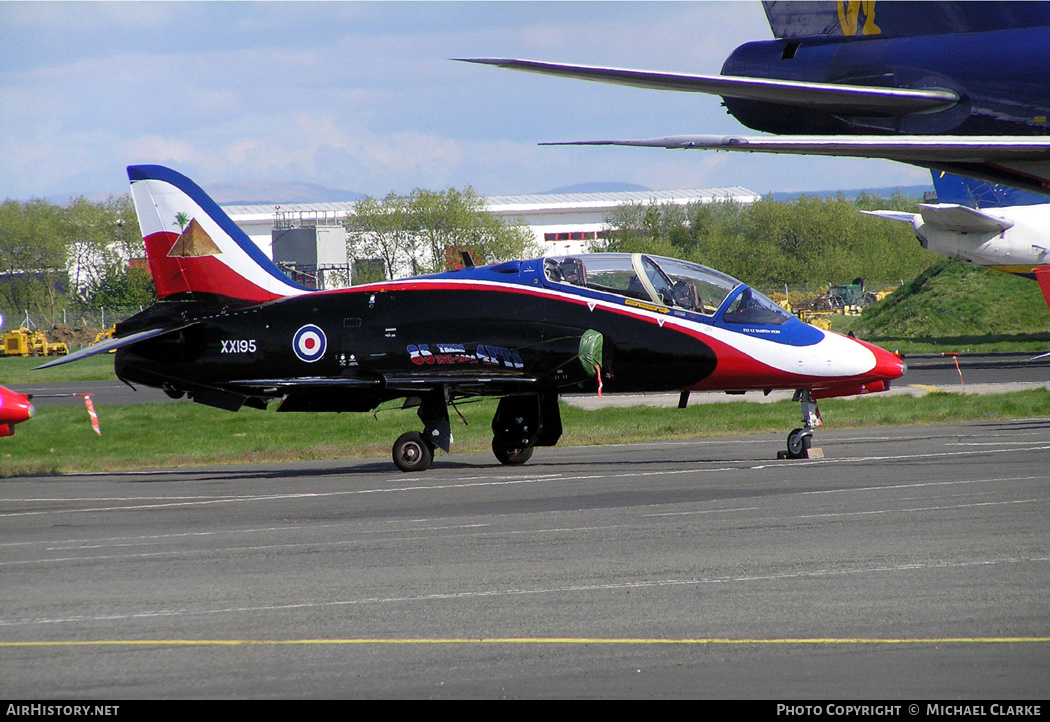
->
[0,385,35,436]
[861,340,907,383]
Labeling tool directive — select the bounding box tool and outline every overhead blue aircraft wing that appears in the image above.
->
[543,135,1050,197]
[456,59,959,116]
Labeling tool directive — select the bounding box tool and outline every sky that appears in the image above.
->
[0,1,929,201]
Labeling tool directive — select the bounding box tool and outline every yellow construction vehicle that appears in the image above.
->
[2,327,69,357]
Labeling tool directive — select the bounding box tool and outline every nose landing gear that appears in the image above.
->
[779,389,822,460]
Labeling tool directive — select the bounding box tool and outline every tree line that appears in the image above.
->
[1,187,931,328]
[0,195,154,324]
[594,191,930,291]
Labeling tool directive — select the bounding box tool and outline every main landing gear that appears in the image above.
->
[490,393,561,467]
[390,391,563,472]
[391,389,451,472]
[778,389,822,460]
[392,431,434,472]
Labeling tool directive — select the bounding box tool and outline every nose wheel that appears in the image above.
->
[785,427,813,459]
[778,389,822,460]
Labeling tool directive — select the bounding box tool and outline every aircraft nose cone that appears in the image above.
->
[869,343,906,382]
[0,387,34,422]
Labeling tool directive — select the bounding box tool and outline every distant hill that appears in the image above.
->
[768,184,934,202]
[537,182,652,195]
[208,181,365,205]
[38,180,935,206]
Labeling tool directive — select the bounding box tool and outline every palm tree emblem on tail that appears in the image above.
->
[168,212,222,257]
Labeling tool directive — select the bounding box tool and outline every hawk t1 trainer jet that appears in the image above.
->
[39,165,904,471]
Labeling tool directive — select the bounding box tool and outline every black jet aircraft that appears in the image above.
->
[40,165,904,471]
[461,1,1050,195]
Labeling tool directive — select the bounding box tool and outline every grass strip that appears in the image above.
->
[1,354,117,383]
[2,390,1047,477]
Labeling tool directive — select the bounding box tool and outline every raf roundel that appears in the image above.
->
[293,324,327,363]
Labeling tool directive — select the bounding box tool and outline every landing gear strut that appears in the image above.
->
[389,390,563,472]
[391,388,451,472]
[779,389,821,460]
[491,393,562,466]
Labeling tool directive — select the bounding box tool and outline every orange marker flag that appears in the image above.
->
[77,394,102,436]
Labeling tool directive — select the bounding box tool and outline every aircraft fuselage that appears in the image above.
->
[115,258,899,416]
[722,27,1050,136]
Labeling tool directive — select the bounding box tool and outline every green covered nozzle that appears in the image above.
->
[579,329,604,377]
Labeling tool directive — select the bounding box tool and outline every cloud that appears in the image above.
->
[0,2,923,199]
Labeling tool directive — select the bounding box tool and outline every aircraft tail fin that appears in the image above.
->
[127,165,312,303]
[1034,267,1050,313]
[763,1,1050,40]
[930,171,1048,209]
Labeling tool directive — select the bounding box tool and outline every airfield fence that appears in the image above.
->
[0,306,144,351]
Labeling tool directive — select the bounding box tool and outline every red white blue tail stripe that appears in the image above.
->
[128,165,312,302]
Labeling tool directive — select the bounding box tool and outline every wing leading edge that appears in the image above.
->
[541,135,1050,197]
[456,58,959,116]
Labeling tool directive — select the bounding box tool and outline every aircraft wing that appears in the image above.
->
[861,205,1016,234]
[227,373,539,399]
[381,373,539,393]
[860,210,917,224]
[915,204,1015,234]
[226,377,382,392]
[33,324,197,370]
[543,135,1050,197]
[457,59,959,116]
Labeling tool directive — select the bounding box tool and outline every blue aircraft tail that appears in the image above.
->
[930,171,1048,209]
[763,1,1050,40]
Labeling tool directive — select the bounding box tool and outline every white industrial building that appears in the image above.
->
[222,186,761,287]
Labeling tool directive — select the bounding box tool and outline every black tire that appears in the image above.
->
[492,440,534,466]
[392,431,434,472]
[786,428,812,459]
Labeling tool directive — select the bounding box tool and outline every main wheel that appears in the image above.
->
[492,440,534,466]
[392,431,434,472]
[786,428,812,459]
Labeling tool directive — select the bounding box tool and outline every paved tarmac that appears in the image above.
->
[2,419,1047,698]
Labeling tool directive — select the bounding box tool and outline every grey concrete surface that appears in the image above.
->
[2,419,1047,698]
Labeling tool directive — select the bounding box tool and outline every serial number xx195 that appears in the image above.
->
[220,339,257,354]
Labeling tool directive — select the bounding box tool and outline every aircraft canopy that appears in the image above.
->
[543,253,789,325]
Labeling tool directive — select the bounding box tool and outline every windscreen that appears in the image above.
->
[544,253,742,316]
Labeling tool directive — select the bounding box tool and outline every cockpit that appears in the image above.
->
[543,253,792,326]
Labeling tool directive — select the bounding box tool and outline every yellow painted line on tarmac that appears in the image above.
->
[908,384,945,393]
[3,637,1049,648]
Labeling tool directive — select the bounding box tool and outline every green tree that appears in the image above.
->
[0,198,68,318]
[89,263,155,309]
[344,186,538,280]
[344,192,420,280]
[595,195,932,290]
[0,194,152,322]
[64,194,149,308]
